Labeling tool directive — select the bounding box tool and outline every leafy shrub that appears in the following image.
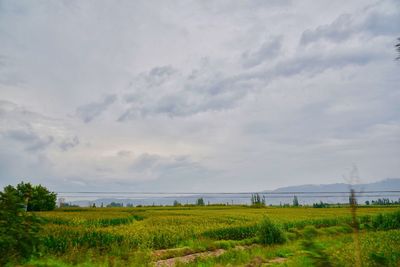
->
[0,185,42,265]
[257,217,286,245]
[371,210,400,230]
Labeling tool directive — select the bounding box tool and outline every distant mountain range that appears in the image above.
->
[271,178,400,193]
[68,178,400,207]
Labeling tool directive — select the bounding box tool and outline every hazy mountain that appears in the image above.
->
[272,178,400,192]
[68,178,400,207]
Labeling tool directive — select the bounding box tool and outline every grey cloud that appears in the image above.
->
[59,136,79,151]
[200,0,292,16]
[125,66,176,98]
[129,153,211,183]
[241,37,282,68]
[117,150,132,157]
[300,14,354,45]
[26,136,54,151]
[363,11,400,36]
[76,94,117,123]
[130,154,162,172]
[118,108,138,121]
[3,129,54,152]
[3,129,37,142]
[1,0,399,191]
[0,100,80,153]
[0,148,46,186]
[118,83,241,120]
[115,6,391,121]
[270,49,375,78]
[119,45,378,120]
[300,7,400,45]
[148,66,176,79]
[131,154,199,173]
[118,63,257,120]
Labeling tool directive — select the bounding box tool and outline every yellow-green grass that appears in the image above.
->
[181,229,400,267]
[20,206,398,266]
[36,206,399,251]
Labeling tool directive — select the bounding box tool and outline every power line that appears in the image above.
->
[55,190,400,195]
[56,194,400,199]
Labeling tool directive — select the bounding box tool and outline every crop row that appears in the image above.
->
[38,209,400,254]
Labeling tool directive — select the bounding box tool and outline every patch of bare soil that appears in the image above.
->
[153,245,286,267]
[154,249,225,267]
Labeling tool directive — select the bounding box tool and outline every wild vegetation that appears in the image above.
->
[16,206,400,266]
[0,182,56,265]
[0,185,41,265]
[1,183,400,266]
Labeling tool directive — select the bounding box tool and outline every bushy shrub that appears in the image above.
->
[257,217,286,245]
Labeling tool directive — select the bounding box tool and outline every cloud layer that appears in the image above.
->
[0,0,399,192]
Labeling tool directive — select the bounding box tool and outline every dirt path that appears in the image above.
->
[154,248,225,267]
[154,245,287,267]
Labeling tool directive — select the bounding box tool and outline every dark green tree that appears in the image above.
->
[0,185,42,265]
[293,195,299,207]
[251,193,265,207]
[26,184,57,211]
[107,202,123,207]
[196,198,205,206]
[14,182,57,211]
[16,182,33,211]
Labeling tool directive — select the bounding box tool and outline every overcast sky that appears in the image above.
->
[0,0,399,192]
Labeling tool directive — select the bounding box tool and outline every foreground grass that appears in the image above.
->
[24,229,400,266]
[177,229,400,267]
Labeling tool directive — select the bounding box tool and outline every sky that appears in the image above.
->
[0,0,399,192]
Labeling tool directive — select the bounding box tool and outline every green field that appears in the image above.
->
[25,206,400,266]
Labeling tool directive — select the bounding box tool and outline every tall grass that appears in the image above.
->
[30,206,400,266]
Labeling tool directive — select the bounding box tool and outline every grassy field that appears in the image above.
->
[25,205,400,266]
